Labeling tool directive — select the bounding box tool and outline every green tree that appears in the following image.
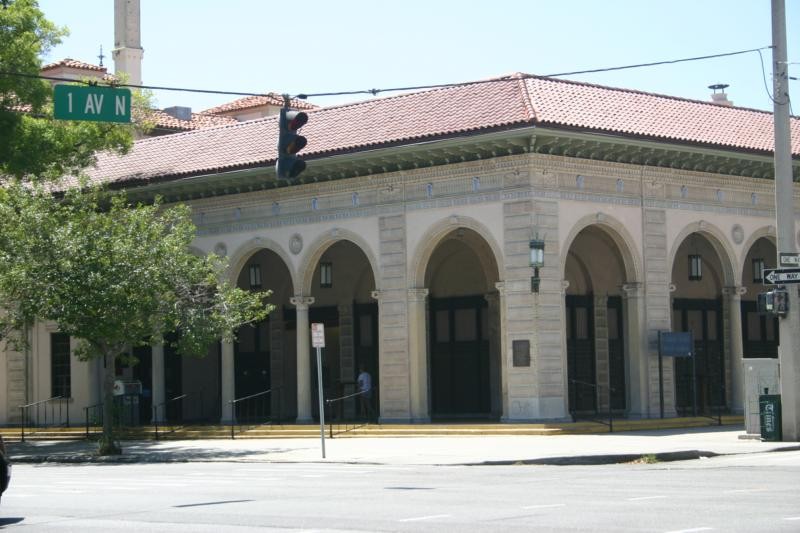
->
[1,0,139,181]
[0,184,273,454]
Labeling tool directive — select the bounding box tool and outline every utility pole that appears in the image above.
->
[771,0,800,441]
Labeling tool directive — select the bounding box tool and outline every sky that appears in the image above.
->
[36,0,799,114]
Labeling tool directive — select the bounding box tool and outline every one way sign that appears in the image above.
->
[763,267,800,285]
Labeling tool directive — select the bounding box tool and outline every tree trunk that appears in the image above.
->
[99,350,121,455]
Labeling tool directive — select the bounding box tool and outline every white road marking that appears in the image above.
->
[522,504,567,510]
[399,514,452,522]
[784,516,800,521]
[628,495,667,501]
[663,528,713,533]
[723,488,767,494]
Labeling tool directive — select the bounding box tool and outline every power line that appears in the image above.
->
[0,45,776,102]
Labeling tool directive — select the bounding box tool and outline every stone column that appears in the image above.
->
[220,340,235,423]
[151,344,165,423]
[622,283,648,418]
[724,285,747,414]
[291,296,315,423]
[485,284,505,419]
[407,288,430,422]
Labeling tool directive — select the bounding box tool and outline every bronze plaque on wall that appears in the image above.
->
[512,340,530,367]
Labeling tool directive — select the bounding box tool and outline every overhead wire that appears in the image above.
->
[0,45,776,104]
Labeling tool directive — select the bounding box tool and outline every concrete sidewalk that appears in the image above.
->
[6,426,800,466]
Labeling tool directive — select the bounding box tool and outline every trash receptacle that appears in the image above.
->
[759,388,782,442]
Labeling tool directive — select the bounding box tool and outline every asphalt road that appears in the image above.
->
[1,451,799,532]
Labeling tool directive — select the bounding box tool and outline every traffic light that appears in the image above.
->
[276,108,308,180]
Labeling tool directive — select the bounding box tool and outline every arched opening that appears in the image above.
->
[425,227,500,419]
[671,232,727,416]
[235,248,295,421]
[741,237,779,358]
[564,226,628,417]
[307,240,377,421]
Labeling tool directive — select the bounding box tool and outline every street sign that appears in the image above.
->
[311,323,325,348]
[53,85,131,123]
[779,252,800,267]
[763,267,800,285]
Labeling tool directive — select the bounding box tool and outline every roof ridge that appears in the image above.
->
[131,112,279,146]
[514,76,537,122]
[523,73,779,116]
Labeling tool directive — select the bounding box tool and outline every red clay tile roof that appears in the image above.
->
[41,58,108,73]
[203,93,317,115]
[147,109,239,131]
[84,74,800,186]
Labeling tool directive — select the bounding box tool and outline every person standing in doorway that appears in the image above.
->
[357,364,373,421]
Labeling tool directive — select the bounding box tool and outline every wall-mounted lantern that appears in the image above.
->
[752,258,765,284]
[689,254,702,281]
[249,264,262,290]
[320,262,333,288]
[529,238,545,293]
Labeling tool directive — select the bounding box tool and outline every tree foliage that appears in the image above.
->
[0,0,138,182]
[0,184,273,452]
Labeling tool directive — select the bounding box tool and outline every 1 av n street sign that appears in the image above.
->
[53,85,131,123]
[763,267,800,285]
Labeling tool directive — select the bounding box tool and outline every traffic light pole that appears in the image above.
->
[771,0,800,442]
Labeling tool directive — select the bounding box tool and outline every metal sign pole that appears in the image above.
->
[315,345,326,459]
[311,322,326,459]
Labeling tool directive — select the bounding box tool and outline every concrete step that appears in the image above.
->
[0,416,743,442]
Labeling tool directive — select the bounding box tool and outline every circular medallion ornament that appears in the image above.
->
[731,224,744,245]
[289,234,303,255]
[213,242,227,257]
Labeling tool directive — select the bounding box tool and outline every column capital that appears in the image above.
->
[621,282,643,298]
[723,285,747,298]
[407,288,429,302]
[290,296,315,309]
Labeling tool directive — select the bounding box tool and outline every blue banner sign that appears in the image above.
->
[658,331,693,357]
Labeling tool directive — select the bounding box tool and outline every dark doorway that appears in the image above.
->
[607,296,626,411]
[310,306,338,422]
[741,301,779,358]
[672,298,725,415]
[164,338,183,421]
[131,345,152,424]
[234,320,270,421]
[354,302,379,418]
[430,296,490,418]
[566,294,596,415]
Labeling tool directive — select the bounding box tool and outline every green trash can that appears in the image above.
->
[759,389,782,442]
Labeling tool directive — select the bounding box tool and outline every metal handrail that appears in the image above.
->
[325,389,371,438]
[568,379,615,432]
[152,391,208,440]
[83,402,104,439]
[19,396,70,442]
[229,387,282,439]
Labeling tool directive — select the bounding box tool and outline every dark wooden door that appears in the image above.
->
[430,296,490,418]
[673,298,725,415]
[567,295,596,414]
